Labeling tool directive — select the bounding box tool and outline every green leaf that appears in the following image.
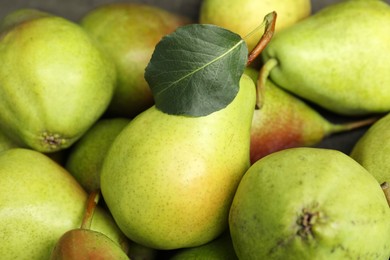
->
[145,24,248,117]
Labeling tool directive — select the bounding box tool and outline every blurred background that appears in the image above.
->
[0,0,389,154]
[2,0,389,21]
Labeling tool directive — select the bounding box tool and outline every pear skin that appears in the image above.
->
[261,0,390,115]
[350,112,390,185]
[229,147,390,259]
[0,148,128,259]
[80,3,190,118]
[0,9,116,152]
[100,74,256,250]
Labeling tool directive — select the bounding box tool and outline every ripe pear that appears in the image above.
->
[50,192,130,260]
[229,147,390,259]
[100,74,256,250]
[244,67,377,164]
[0,128,19,153]
[0,148,129,260]
[66,118,130,192]
[80,3,190,118]
[350,112,390,185]
[0,9,116,152]
[261,0,390,115]
[199,0,311,52]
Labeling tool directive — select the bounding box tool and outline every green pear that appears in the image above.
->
[80,3,190,118]
[261,0,390,116]
[169,232,238,260]
[350,112,390,185]
[50,192,130,260]
[199,0,311,52]
[229,147,390,259]
[65,118,130,192]
[0,9,116,152]
[100,74,256,250]
[244,67,377,164]
[0,148,129,260]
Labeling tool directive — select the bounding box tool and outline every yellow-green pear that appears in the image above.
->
[0,148,129,260]
[261,0,390,115]
[350,112,390,185]
[199,0,311,51]
[229,147,390,259]
[80,3,190,118]
[0,9,116,152]
[66,118,130,192]
[100,74,256,250]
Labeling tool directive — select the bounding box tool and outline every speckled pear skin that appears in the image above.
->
[261,0,390,115]
[100,75,256,250]
[0,9,116,152]
[80,3,191,118]
[0,148,128,260]
[66,118,130,193]
[50,229,129,260]
[350,113,390,185]
[229,147,390,259]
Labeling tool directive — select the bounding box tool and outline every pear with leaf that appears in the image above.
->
[261,0,390,115]
[100,14,276,250]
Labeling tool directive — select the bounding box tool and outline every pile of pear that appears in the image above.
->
[1,0,390,259]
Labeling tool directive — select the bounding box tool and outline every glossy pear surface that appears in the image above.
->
[0,148,128,260]
[100,75,256,249]
[262,0,390,115]
[80,3,190,118]
[0,9,116,152]
[229,147,390,259]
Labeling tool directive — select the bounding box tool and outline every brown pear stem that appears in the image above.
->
[246,11,277,66]
[80,190,101,230]
[329,115,382,134]
[381,182,390,208]
[256,58,278,109]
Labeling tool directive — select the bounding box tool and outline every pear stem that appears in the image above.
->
[256,58,278,109]
[381,182,390,208]
[328,115,381,134]
[80,190,101,230]
[246,11,277,66]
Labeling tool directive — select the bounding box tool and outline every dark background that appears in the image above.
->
[1,0,388,154]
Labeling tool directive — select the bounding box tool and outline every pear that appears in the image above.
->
[80,3,190,118]
[50,191,130,259]
[0,148,129,260]
[261,0,390,116]
[100,74,256,250]
[229,147,390,259]
[169,232,238,260]
[0,9,116,152]
[244,67,377,164]
[199,0,311,52]
[350,112,390,185]
[66,118,130,192]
